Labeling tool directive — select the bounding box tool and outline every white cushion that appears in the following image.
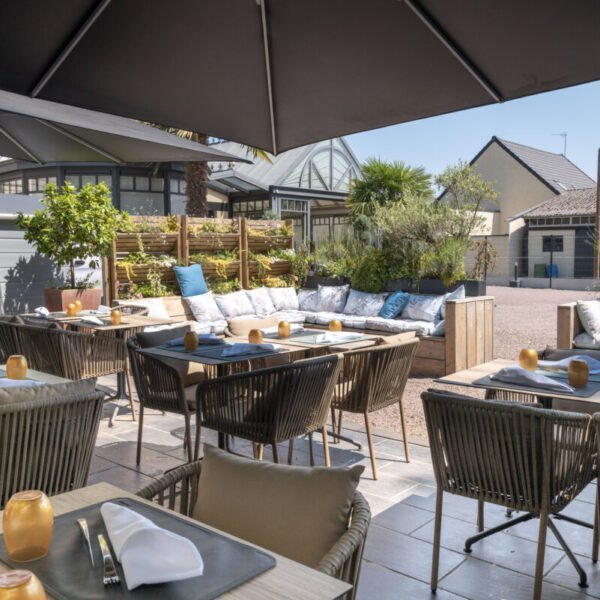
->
[573,331,600,349]
[301,311,318,324]
[274,310,306,324]
[432,320,446,337]
[576,300,600,343]
[316,285,349,313]
[343,289,387,317]
[314,311,345,326]
[185,292,225,323]
[401,294,445,322]
[267,287,299,311]
[441,285,466,319]
[366,316,437,336]
[245,287,276,316]
[339,315,368,329]
[214,290,255,319]
[297,289,318,312]
[117,297,170,320]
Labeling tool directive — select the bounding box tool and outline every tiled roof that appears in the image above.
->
[496,138,595,192]
[519,187,597,218]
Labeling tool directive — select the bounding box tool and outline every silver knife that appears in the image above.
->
[77,518,94,567]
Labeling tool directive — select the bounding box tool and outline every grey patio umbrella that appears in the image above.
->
[0,90,247,164]
[0,0,598,154]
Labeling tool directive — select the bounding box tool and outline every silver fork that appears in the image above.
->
[98,534,120,586]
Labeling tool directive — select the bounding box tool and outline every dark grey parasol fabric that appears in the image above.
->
[0,90,248,164]
[0,0,598,154]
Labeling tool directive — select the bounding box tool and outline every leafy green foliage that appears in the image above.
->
[16,182,121,288]
[350,248,390,293]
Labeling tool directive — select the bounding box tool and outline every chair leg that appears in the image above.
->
[548,518,588,588]
[125,367,136,422]
[337,409,343,436]
[252,442,258,459]
[322,426,331,467]
[272,443,279,464]
[184,415,193,463]
[398,397,410,463]
[431,488,443,592]
[194,421,201,461]
[136,404,144,465]
[308,432,315,466]
[287,438,294,465]
[364,412,377,480]
[331,408,339,444]
[533,511,548,600]
[477,499,485,532]
[593,484,600,563]
[257,444,264,460]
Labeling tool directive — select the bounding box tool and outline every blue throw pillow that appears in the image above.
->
[379,291,410,319]
[173,264,208,297]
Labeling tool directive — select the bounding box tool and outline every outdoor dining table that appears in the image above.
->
[0,365,70,385]
[266,329,384,355]
[0,482,351,600]
[434,357,600,409]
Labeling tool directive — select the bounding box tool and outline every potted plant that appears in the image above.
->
[17,182,122,311]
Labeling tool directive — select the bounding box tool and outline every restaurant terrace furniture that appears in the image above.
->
[422,390,597,600]
[0,379,103,508]
[558,300,600,351]
[117,285,494,376]
[331,339,418,479]
[137,450,370,600]
[195,354,342,464]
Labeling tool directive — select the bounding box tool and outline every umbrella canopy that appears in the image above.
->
[0,0,598,154]
[0,90,248,164]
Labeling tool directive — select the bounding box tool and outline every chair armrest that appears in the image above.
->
[557,302,583,349]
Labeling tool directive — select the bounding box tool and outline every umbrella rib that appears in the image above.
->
[34,118,122,163]
[0,125,42,164]
[31,0,112,97]
[403,0,503,103]
[259,0,277,155]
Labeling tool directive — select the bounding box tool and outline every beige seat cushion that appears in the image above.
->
[193,444,364,568]
[135,325,205,387]
[0,379,97,406]
[227,314,278,337]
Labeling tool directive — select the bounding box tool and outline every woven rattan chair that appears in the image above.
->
[128,341,195,464]
[0,320,21,363]
[422,389,597,600]
[331,339,419,479]
[137,460,371,600]
[195,354,342,464]
[0,387,104,508]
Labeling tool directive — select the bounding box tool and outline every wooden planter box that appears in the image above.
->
[115,232,180,254]
[188,232,240,253]
[248,260,293,279]
[195,260,241,280]
[43,287,102,311]
[115,264,176,284]
[247,235,293,253]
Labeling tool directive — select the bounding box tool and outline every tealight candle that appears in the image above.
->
[568,359,589,389]
[518,348,538,372]
[278,321,291,338]
[329,320,343,332]
[66,303,77,317]
[184,331,199,351]
[0,570,46,599]
[110,309,121,326]
[74,300,82,313]
[6,355,27,380]
[248,329,263,344]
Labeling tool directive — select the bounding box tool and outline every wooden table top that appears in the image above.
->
[269,329,382,352]
[0,483,350,600]
[435,358,600,405]
[0,365,70,385]
[67,315,179,331]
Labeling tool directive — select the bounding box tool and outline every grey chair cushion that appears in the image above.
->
[0,379,97,406]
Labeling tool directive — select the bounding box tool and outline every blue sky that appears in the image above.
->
[346,80,600,181]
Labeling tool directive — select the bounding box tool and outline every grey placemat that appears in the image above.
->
[0,498,275,599]
[160,344,285,363]
[474,375,599,398]
[288,332,365,346]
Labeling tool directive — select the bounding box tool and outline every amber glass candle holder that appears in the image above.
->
[0,570,46,600]
[6,356,27,380]
[329,320,343,332]
[3,491,54,563]
[184,331,199,351]
[248,329,263,344]
[568,359,589,389]
[278,321,291,338]
[74,300,82,313]
[518,348,538,372]
[110,309,121,326]
[65,303,77,317]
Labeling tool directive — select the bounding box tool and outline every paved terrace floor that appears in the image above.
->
[94,388,599,600]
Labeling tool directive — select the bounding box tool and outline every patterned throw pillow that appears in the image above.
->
[185,292,225,323]
[401,294,445,323]
[297,289,318,312]
[342,289,388,317]
[316,285,350,313]
[379,291,410,319]
[214,290,256,319]
[245,287,276,316]
[267,287,299,311]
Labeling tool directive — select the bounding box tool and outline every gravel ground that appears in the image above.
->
[344,285,597,444]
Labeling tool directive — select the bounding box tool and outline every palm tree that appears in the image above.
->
[347,157,432,219]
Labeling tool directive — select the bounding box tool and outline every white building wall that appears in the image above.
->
[527,229,575,278]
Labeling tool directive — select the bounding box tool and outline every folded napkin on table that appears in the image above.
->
[316,332,362,344]
[0,378,43,388]
[101,502,203,591]
[261,324,304,337]
[164,333,224,348]
[97,305,112,315]
[490,366,574,393]
[34,306,49,318]
[538,355,600,375]
[221,343,277,357]
[81,316,104,325]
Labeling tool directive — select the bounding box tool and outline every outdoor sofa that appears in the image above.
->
[118,285,494,376]
[557,300,600,350]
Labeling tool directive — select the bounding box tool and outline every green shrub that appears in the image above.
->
[350,248,390,293]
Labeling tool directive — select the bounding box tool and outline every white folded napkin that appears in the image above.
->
[490,366,574,393]
[316,331,362,343]
[0,378,43,388]
[97,305,112,315]
[221,342,277,357]
[261,324,304,336]
[101,502,203,591]
[538,355,600,375]
[81,316,104,325]
[34,306,49,318]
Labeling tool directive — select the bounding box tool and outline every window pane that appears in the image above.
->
[170,194,187,215]
[120,192,164,215]
[135,176,149,191]
[47,176,57,185]
[28,178,37,192]
[151,177,164,192]
[81,175,96,186]
[120,176,134,190]
[98,175,112,188]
